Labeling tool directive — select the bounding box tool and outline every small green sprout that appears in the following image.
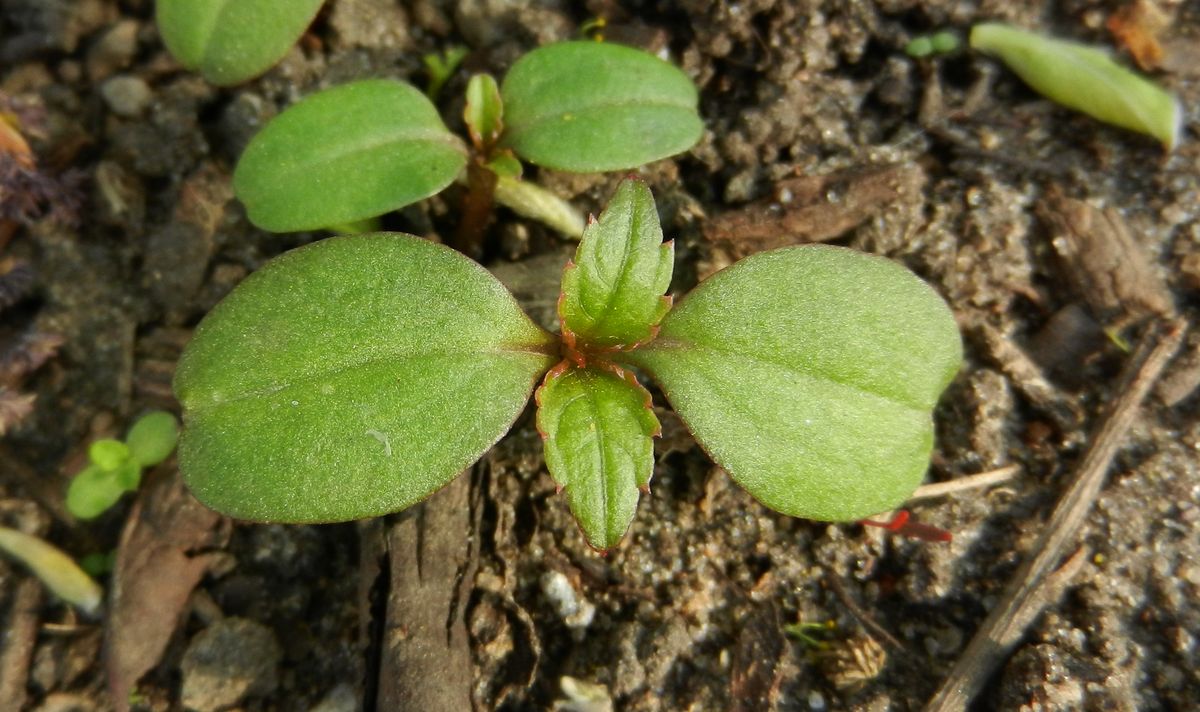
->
[174,178,961,551]
[970,22,1181,150]
[66,411,180,520]
[232,40,703,237]
[423,46,469,99]
[156,0,326,86]
[905,31,961,58]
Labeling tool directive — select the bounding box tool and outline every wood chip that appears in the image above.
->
[730,603,785,712]
[1037,189,1174,327]
[700,163,926,278]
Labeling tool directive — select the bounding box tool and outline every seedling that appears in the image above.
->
[156,0,326,86]
[0,525,102,613]
[66,411,180,520]
[232,41,702,240]
[175,178,961,551]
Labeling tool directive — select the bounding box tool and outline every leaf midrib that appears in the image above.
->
[640,336,929,413]
[273,127,464,177]
[503,99,696,145]
[184,345,553,412]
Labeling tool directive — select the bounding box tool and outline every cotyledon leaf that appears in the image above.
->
[156,0,325,86]
[536,368,659,550]
[970,22,1181,150]
[499,41,703,172]
[625,245,962,522]
[174,234,557,522]
[233,80,468,232]
[560,177,673,347]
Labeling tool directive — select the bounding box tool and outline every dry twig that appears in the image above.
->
[908,465,1021,502]
[925,317,1186,712]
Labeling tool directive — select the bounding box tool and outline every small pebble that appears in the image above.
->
[100,75,151,117]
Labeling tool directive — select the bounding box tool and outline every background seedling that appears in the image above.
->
[66,411,180,520]
[232,41,703,242]
[0,526,102,614]
[175,178,961,551]
[156,0,326,86]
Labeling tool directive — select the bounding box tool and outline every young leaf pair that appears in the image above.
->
[174,179,962,551]
[67,412,180,519]
[232,41,703,236]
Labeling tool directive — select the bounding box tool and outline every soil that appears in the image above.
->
[1,1,1199,711]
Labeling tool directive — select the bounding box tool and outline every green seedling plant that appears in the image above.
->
[174,178,962,551]
[156,0,326,86]
[231,40,703,240]
[66,411,180,520]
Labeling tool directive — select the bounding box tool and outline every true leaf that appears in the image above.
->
[156,0,325,86]
[626,245,962,522]
[500,41,703,172]
[89,439,129,471]
[536,368,659,550]
[560,177,673,347]
[174,234,557,522]
[970,22,1181,150]
[126,411,180,468]
[465,74,504,151]
[234,80,469,232]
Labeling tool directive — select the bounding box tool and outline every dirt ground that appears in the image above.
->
[1,1,1198,710]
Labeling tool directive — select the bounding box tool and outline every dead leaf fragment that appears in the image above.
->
[105,468,224,712]
[1108,0,1169,70]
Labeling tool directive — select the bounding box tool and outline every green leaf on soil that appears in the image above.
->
[233,80,468,232]
[174,234,557,522]
[499,41,703,172]
[970,22,1181,150]
[0,526,103,614]
[536,368,659,550]
[125,411,180,468]
[67,464,128,520]
[156,0,325,86]
[465,74,504,151]
[560,177,673,347]
[625,245,962,522]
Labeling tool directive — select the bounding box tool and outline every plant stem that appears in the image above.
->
[493,174,586,239]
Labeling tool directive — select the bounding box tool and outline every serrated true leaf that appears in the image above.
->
[499,42,703,172]
[970,22,1181,150]
[234,80,468,232]
[536,368,659,550]
[626,245,962,522]
[174,234,557,522]
[156,0,325,86]
[560,178,673,347]
[465,74,504,151]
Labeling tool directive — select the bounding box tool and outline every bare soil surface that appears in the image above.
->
[1,1,1198,711]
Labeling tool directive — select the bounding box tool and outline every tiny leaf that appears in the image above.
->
[0,526,103,614]
[627,245,962,522]
[234,80,468,232]
[67,464,127,520]
[560,177,673,347]
[536,368,658,550]
[465,74,504,151]
[500,41,703,172]
[174,234,557,522]
[156,0,325,86]
[88,439,129,471]
[970,22,1181,150]
[125,411,180,468]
